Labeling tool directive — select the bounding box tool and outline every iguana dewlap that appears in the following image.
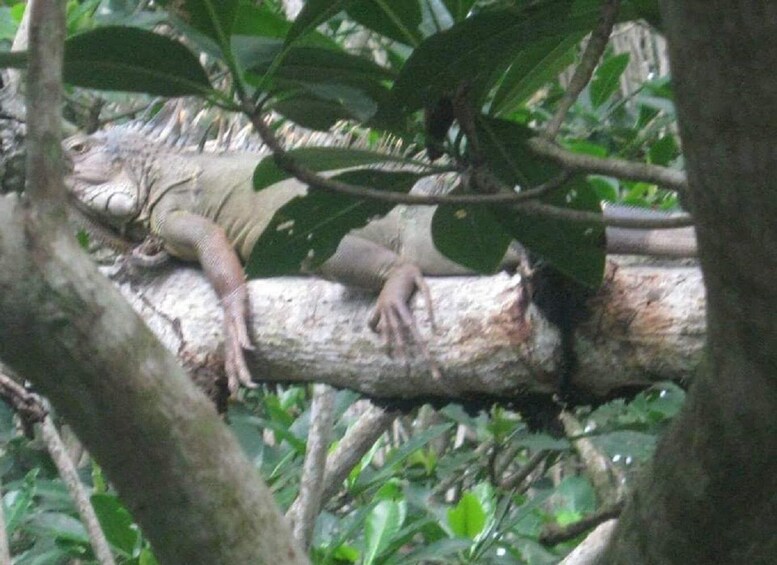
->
[64,129,697,393]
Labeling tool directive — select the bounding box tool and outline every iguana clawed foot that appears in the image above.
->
[368,263,441,379]
[221,286,257,394]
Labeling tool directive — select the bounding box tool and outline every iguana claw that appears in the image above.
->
[222,286,257,394]
[369,263,441,379]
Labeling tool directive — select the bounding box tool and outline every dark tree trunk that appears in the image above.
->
[601,3,777,562]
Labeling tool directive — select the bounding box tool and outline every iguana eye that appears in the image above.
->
[68,140,88,154]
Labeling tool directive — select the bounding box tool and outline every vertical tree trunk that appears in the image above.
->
[601,3,777,562]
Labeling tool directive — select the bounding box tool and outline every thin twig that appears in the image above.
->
[40,418,117,565]
[248,112,572,205]
[0,477,10,565]
[545,0,622,139]
[540,499,624,546]
[501,450,551,490]
[287,385,336,550]
[0,369,115,564]
[248,110,692,228]
[521,200,693,228]
[319,404,398,506]
[529,137,688,194]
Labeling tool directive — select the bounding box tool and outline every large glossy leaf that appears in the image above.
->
[246,170,422,277]
[63,27,212,96]
[590,52,630,108]
[431,203,512,273]
[285,0,351,46]
[447,491,486,539]
[272,86,378,129]
[158,0,238,46]
[491,33,583,117]
[442,0,477,22]
[235,39,392,126]
[346,0,423,46]
[232,4,338,48]
[364,500,404,565]
[476,117,605,286]
[492,175,605,287]
[90,494,138,557]
[253,147,422,190]
[242,44,394,83]
[393,0,643,112]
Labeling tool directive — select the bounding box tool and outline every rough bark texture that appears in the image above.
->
[0,2,307,563]
[0,200,308,565]
[107,258,704,403]
[601,3,777,562]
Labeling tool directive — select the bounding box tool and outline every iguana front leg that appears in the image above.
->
[153,209,255,393]
[317,235,439,378]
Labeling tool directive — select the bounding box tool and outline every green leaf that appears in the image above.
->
[441,0,477,22]
[29,511,88,542]
[246,170,422,277]
[648,134,678,166]
[139,547,160,565]
[91,494,138,556]
[447,491,486,539]
[272,88,378,129]
[0,48,25,69]
[393,1,602,112]
[158,0,238,46]
[492,33,583,117]
[588,176,619,202]
[286,0,351,46]
[431,204,512,273]
[0,7,17,41]
[63,26,212,96]
[243,44,394,86]
[238,44,394,126]
[354,424,452,492]
[475,116,606,286]
[402,538,474,562]
[493,176,606,287]
[364,500,404,565]
[253,147,421,190]
[3,470,37,534]
[346,0,423,46]
[513,432,571,451]
[232,5,338,48]
[590,52,630,108]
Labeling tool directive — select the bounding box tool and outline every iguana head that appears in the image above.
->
[64,130,152,235]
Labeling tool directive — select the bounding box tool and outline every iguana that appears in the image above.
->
[64,128,697,394]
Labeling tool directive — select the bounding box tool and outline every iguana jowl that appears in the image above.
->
[64,129,697,393]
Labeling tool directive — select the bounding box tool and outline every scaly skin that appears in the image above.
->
[64,129,698,393]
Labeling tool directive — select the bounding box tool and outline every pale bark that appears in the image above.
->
[601,2,777,562]
[288,384,335,549]
[109,258,704,400]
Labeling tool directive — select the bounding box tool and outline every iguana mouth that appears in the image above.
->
[66,199,135,253]
[73,173,114,185]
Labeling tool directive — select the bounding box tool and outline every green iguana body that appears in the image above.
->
[65,129,697,392]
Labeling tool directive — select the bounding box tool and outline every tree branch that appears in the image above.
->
[528,137,688,193]
[545,0,622,139]
[0,1,309,562]
[248,111,691,229]
[111,258,705,401]
[288,384,336,550]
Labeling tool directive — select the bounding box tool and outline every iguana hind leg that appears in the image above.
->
[318,235,439,379]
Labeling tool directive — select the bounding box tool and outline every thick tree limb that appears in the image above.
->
[0,1,308,562]
[110,258,705,401]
